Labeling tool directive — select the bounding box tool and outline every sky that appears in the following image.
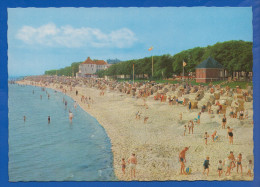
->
[8,7,252,76]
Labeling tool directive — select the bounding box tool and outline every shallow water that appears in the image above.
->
[8,84,116,181]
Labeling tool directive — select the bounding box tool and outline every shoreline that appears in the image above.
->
[15,78,254,181]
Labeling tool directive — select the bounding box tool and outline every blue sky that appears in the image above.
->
[8,7,252,76]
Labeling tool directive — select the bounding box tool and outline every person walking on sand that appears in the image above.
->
[121,158,126,175]
[188,101,191,111]
[184,125,187,136]
[128,153,137,178]
[227,126,234,144]
[222,114,227,129]
[204,132,209,145]
[247,160,253,177]
[188,120,194,134]
[197,112,201,124]
[224,157,232,176]
[218,160,223,177]
[237,153,243,175]
[203,156,210,176]
[179,147,189,175]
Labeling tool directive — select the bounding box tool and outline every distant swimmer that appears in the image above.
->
[69,110,74,122]
[48,116,51,124]
[23,116,26,122]
[32,90,34,94]
[74,101,77,109]
[65,100,67,109]
[48,94,50,99]
[40,95,42,100]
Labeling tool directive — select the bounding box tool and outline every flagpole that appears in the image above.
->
[183,61,184,82]
[152,56,154,77]
[133,64,135,84]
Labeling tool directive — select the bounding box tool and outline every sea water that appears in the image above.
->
[8,84,116,181]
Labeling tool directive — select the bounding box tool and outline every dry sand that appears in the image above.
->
[16,80,254,181]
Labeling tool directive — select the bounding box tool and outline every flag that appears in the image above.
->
[183,60,187,67]
[148,46,153,51]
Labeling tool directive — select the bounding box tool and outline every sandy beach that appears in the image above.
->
[16,77,254,181]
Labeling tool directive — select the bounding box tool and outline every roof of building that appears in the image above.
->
[196,57,224,69]
[81,57,108,65]
[94,60,108,65]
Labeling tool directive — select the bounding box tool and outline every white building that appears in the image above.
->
[76,57,110,78]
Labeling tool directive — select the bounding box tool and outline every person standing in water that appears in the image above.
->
[65,100,67,110]
[69,110,74,123]
[23,116,26,122]
[48,116,51,124]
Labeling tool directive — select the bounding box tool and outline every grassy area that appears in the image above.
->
[115,78,252,89]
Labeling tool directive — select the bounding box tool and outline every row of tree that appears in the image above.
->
[45,40,253,79]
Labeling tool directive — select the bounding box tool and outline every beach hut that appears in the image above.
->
[195,57,225,83]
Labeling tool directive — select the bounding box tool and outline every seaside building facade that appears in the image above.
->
[76,57,110,78]
[195,57,225,83]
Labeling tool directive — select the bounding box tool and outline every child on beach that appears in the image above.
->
[222,114,227,129]
[227,126,234,144]
[184,125,187,136]
[197,112,201,124]
[247,160,253,177]
[203,157,210,176]
[204,132,209,145]
[218,160,223,177]
[211,131,217,142]
[122,158,126,174]
[188,120,194,134]
[237,153,243,175]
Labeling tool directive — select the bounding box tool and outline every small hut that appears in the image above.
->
[195,57,225,83]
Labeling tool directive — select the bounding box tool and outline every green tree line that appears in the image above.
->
[45,40,253,79]
[45,62,81,76]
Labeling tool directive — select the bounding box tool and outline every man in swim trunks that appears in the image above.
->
[179,147,189,175]
[128,153,137,178]
[203,156,210,176]
[236,153,243,175]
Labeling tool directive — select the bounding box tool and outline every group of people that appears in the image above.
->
[121,153,138,179]
[179,147,253,177]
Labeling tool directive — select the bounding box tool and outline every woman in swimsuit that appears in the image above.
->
[197,112,201,124]
[204,132,209,145]
[227,126,234,144]
[222,114,227,129]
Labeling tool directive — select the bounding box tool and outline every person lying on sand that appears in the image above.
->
[179,147,189,175]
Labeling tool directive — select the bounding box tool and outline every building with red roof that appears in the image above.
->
[76,57,110,78]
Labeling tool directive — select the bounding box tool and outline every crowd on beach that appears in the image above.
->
[16,75,254,180]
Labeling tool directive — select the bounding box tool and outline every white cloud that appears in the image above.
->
[16,23,137,48]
